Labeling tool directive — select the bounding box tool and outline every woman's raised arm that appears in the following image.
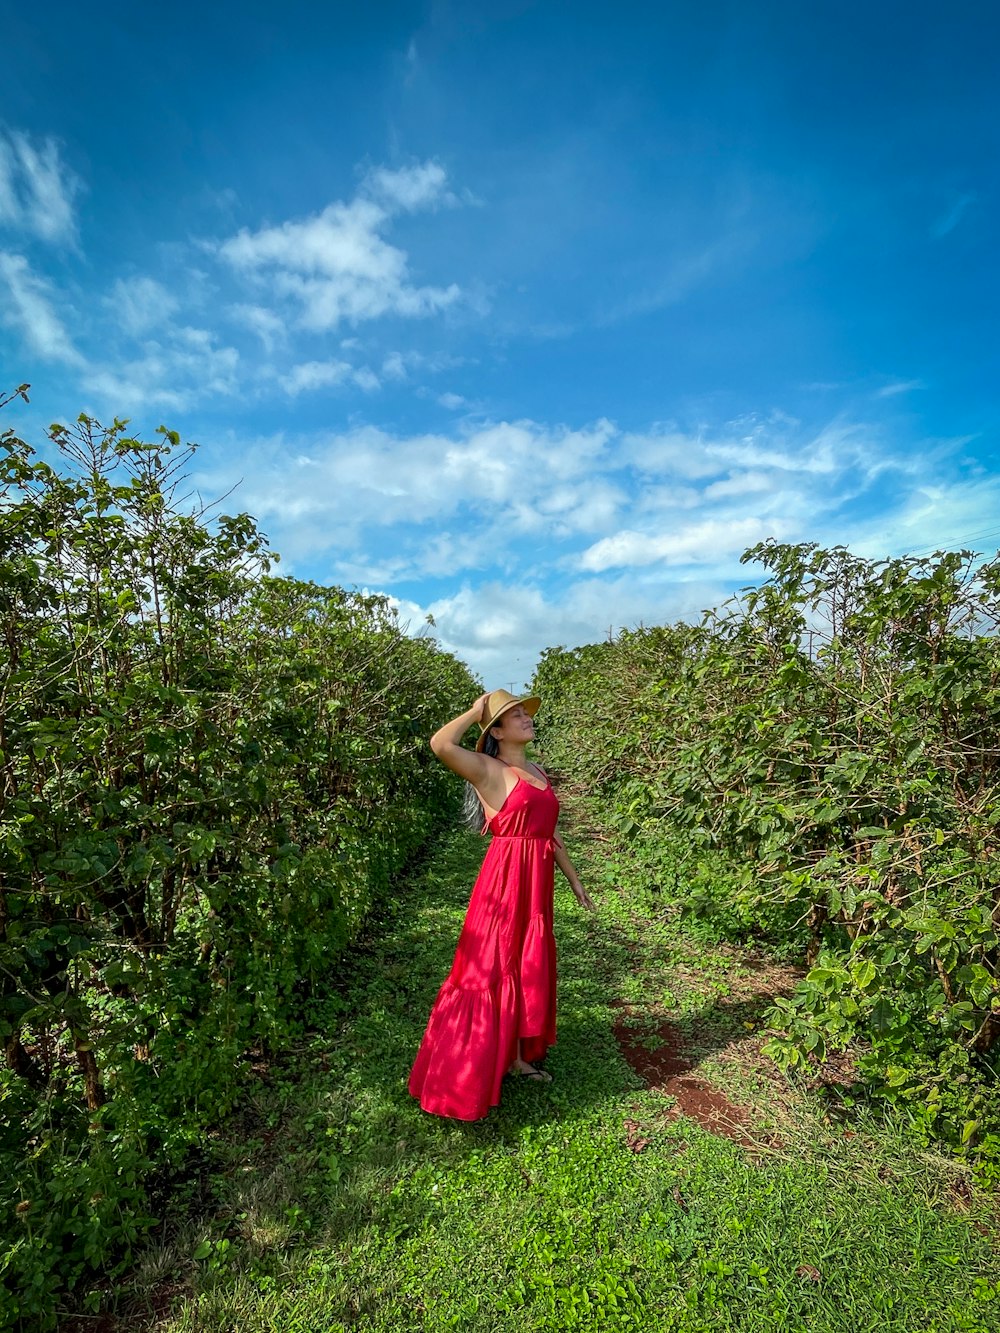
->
[430,695,507,807]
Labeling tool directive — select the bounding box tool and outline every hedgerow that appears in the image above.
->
[532,539,1000,1176]
[0,394,475,1328]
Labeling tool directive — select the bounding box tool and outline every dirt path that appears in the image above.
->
[611,1005,763,1148]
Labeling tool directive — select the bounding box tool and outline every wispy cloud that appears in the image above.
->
[931,192,976,239]
[703,470,774,500]
[0,152,472,414]
[197,410,922,601]
[876,378,924,398]
[386,574,731,686]
[381,351,409,381]
[0,128,81,246]
[282,359,380,395]
[0,251,85,365]
[215,161,464,333]
[195,416,620,575]
[847,474,1000,561]
[107,275,180,337]
[578,516,790,572]
[598,233,753,325]
[360,412,999,683]
[363,161,453,212]
[230,303,286,353]
[81,327,239,411]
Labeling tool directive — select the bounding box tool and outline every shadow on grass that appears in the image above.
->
[112,820,1000,1333]
[110,820,798,1330]
[339,831,631,1070]
[143,826,640,1284]
[318,821,794,1170]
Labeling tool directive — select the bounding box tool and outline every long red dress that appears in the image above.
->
[408,772,559,1121]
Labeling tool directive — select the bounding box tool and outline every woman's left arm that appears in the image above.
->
[553,834,596,911]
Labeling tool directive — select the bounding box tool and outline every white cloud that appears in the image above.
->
[385,574,730,687]
[183,405,993,679]
[579,516,790,572]
[0,251,85,365]
[703,470,773,500]
[383,349,469,384]
[710,419,887,481]
[231,302,286,352]
[284,359,352,394]
[0,240,245,411]
[634,482,704,515]
[282,359,380,395]
[622,418,886,495]
[398,530,497,578]
[215,161,463,333]
[622,428,721,480]
[214,417,618,535]
[203,410,906,589]
[0,129,81,245]
[876,379,924,399]
[363,161,451,212]
[82,328,239,411]
[845,475,1000,562]
[108,275,179,337]
[381,351,409,381]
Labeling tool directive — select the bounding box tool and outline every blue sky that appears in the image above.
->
[2,0,997,686]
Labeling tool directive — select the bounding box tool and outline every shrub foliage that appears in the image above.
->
[533,539,1000,1167]
[0,398,475,1326]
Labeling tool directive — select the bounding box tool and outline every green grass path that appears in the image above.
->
[131,815,1000,1333]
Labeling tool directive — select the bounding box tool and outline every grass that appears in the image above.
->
[78,806,1000,1332]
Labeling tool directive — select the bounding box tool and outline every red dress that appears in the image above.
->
[408,772,559,1120]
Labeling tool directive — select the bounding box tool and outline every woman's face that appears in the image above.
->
[493,703,535,746]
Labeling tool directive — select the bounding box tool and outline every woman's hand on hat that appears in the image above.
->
[473,692,491,724]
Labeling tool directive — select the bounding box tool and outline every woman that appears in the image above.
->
[408,688,595,1121]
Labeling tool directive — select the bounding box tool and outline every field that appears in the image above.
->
[5,419,1000,1331]
[82,805,1000,1333]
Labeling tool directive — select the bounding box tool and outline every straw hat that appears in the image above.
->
[475,688,541,751]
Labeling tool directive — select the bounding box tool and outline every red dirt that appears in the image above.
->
[611,1006,763,1149]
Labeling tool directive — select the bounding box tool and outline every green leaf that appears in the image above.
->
[851,959,876,991]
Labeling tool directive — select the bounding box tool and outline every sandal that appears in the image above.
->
[517,1066,552,1083]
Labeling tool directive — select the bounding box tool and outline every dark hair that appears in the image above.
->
[462,729,500,831]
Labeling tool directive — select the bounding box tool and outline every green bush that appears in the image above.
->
[0,398,475,1328]
[532,540,1000,1170]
